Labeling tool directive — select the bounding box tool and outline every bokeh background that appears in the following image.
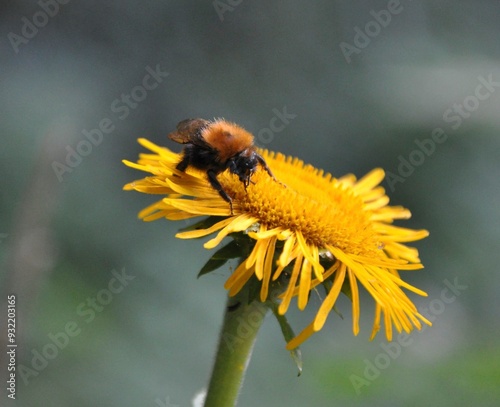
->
[1,1,499,406]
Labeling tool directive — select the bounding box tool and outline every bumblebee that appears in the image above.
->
[168,118,276,213]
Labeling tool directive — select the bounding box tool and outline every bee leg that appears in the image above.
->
[255,154,277,181]
[207,169,234,215]
[175,152,190,172]
[256,154,287,188]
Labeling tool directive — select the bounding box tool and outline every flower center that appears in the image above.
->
[219,152,381,258]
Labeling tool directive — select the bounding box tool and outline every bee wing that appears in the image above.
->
[168,118,211,145]
[168,131,191,144]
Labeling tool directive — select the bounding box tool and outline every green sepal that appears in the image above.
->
[245,274,264,305]
[197,233,256,278]
[269,302,303,376]
[198,258,228,278]
[198,240,240,278]
[178,216,223,234]
[340,278,353,302]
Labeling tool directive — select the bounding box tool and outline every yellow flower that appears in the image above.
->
[123,138,431,349]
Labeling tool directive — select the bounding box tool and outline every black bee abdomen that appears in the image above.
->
[179,143,226,172]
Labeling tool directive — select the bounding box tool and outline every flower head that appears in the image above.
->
[123,138,431,349]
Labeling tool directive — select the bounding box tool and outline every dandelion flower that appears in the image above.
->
[123,138,431,349]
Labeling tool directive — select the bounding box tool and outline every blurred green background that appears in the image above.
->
[1,1,499,406]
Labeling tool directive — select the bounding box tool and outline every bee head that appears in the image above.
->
[230,149,259,188]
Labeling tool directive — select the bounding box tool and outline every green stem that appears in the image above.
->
[203,293,269,407]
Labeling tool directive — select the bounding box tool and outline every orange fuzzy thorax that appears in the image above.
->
[201,120,254,163]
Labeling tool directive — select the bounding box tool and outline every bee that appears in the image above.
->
[168,118,276,214]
